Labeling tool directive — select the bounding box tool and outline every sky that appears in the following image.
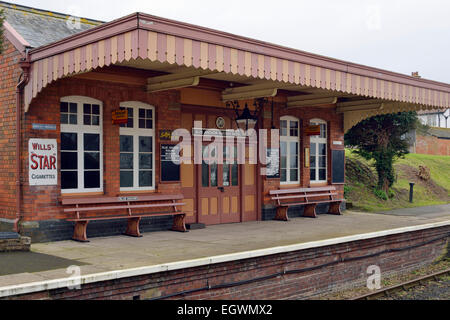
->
[10,0,450,83]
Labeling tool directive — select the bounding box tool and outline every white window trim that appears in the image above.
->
[280,116,300,185]
[310,118,327,183]
[60,96,103,194]
[119,101,156,192]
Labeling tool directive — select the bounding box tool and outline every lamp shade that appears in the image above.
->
[235,103,258,131]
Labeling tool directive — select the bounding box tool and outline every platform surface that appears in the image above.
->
[0,207,449,294]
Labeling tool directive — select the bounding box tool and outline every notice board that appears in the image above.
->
[331,149,345,184]
[160,144,180,182]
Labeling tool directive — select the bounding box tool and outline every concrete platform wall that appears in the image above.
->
[2,224,448,300]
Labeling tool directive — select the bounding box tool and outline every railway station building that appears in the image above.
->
[0,2,449,242]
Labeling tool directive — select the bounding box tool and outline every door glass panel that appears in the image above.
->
[202,146,209,187]
[223,163,230,187]
[210,163,218,187]
[202,161,209,187]
[231,163,238,186]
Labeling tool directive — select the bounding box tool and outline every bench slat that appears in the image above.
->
[270,187,336,195]
[64,202,186,213]
[62,194,184,205]
[272,193,337,200]
[279,199,344,206]
[66,211,185,222]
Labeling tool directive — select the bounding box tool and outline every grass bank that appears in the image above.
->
[345,150,450,212]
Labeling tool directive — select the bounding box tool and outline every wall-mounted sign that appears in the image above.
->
[332,149,345,184]
[159,130,172,141]
[112,109,128,125]
[29,139,57,186]
[266,148,280,179]
[333,141,343,146]
[305,125,321,136]
[32,123,57,131]
[304,147,310,168]
[160,144,181,182]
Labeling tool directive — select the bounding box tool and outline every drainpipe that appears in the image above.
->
[13,53,31,233]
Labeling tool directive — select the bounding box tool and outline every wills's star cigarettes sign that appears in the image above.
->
[29,139,58,186]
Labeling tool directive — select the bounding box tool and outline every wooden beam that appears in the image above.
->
[147,70,218,84]
[222,88,278,101]
[287,97,338,108]
[147,76,200,92]
[288,93,341,102]
[337,103,384,113]
[336,99,384,107]
[223,82,307,94]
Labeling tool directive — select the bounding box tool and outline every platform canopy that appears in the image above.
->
[14,12,450,132]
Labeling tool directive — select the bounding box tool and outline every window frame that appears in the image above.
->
[310,118,328,184]
[60,96,103,194]
[119,101,156,192]
[280,116,300,185]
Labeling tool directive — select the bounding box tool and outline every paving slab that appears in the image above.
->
[0,209,449,290]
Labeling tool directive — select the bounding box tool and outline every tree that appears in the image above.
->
[0,9,4,54]
[344,111,418,195]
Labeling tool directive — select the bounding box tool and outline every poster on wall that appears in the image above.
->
[28,139,58,186]
[266,148,280,179]
[160,144,181,182]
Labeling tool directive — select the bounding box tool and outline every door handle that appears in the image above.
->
[218,187,225,193]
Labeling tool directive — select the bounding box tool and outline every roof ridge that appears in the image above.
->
[0,1,104,25]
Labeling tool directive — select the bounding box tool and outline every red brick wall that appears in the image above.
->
[3,225,448,300]
[415,134,450,156]
[262,103,345,205]
[21,78,182,221]
[0,38,23,219]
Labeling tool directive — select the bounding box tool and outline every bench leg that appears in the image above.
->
[125,217,143,238]
[274,206,289,221]
[303,204,318,218]
[328,202,342,215]
[72,221,89,242]
[172,214,187,232]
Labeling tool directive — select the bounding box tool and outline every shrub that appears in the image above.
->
[374,188,388,201]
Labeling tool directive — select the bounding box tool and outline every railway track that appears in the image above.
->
[350,268,450,300]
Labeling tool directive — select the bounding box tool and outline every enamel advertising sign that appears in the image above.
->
[29,139,58,186]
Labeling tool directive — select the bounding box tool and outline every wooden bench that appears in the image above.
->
[270,186,344,221]
[62,194,187,242]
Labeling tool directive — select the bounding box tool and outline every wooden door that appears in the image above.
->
[198,144,240,224]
